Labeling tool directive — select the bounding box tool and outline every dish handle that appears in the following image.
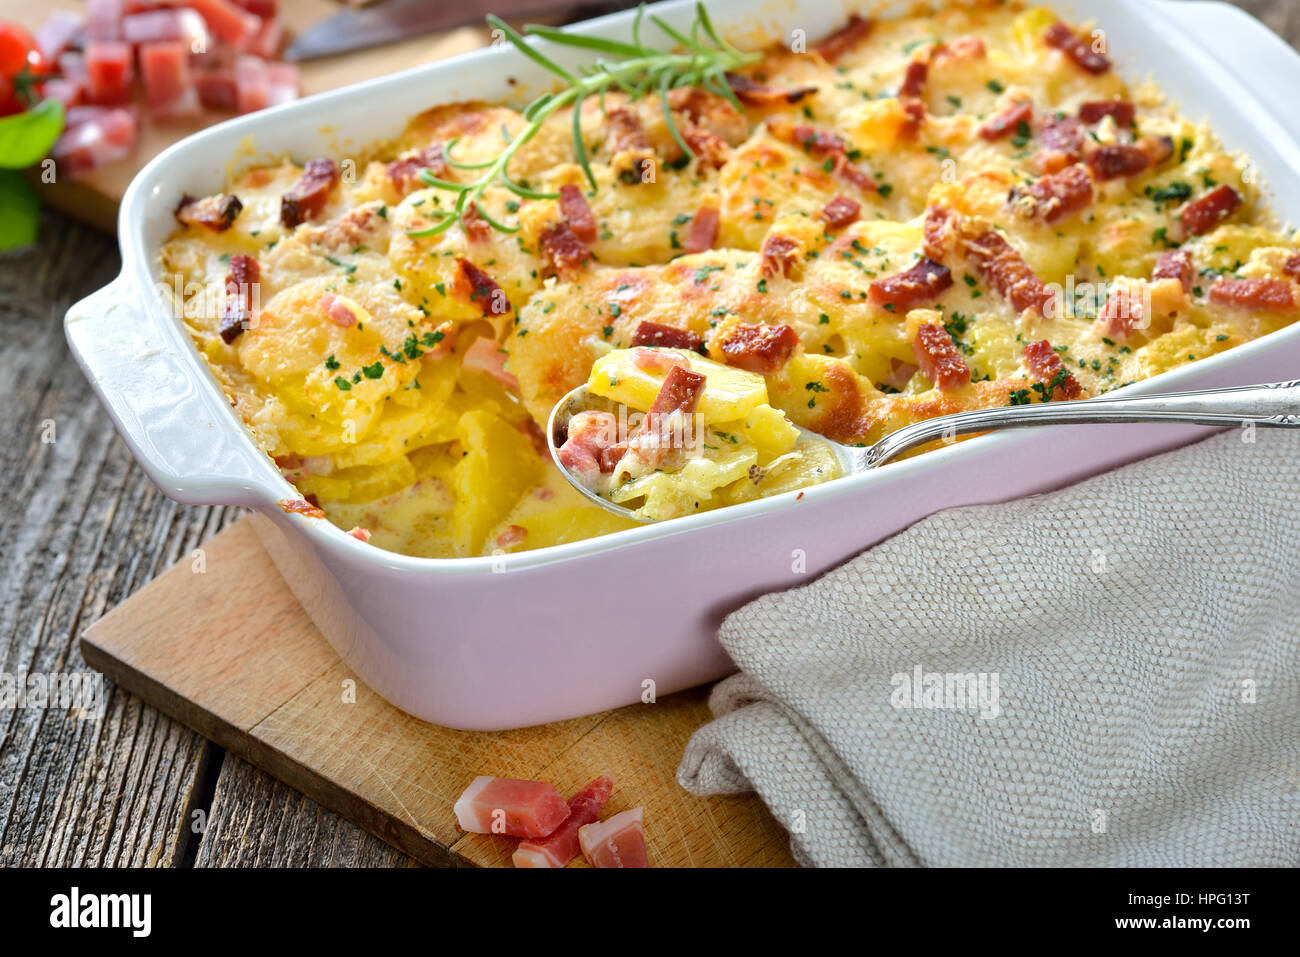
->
[64,276,277,507]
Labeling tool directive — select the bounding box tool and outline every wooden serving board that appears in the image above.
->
[79,517,795,867]
[2,0,490,232]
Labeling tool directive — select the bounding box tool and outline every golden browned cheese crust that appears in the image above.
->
[159,3,1300,557]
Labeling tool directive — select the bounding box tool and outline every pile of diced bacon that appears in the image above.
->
[454,774,650,868]
[35,0,297,176]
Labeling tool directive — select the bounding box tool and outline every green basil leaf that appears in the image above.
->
[0,170,39,251]
[0,99,65,170]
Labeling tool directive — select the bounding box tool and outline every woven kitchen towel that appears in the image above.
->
[677,429,1300,867]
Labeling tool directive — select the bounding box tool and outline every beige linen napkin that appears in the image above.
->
[678,429,1300,867]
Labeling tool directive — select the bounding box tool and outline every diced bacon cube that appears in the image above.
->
[964,225,1056,316]
[1177,185,1243,239]
[456,258,511,317]
[52,107,138,177]
[869,258,954,311]
[1079,99,1135,126]
[234,54,269,114]
[189,0,261,48]
[1044,20,1111,75]
[912,322,969,390]
[140,41,201,120]
[1009,164,1094,224]
[35,10,84,61]
[195,69,238,111]
[631,321,703,352]
[58,51,89,88]
[1208,278,1296,311]
[820,194,860,230]
[513,777,614,868]
[540,222,592,279]
[978,99,1033,141]
[717,322,800,373]
[578,807,649,868]
[122,9,210,52]
[247,18,285,60]
[462,336,520,392]
[41,78,83,107]
[266,62,298,107]
[1151,250,1193,292]
[86,0,124,42]
[232,0,278,19]
[1022,339,1082,399]
[453,776,571,839]
[683,202,719,254]
[558,183,597,243]
[814,14,872,64]
[85,41,134,106]
[557,411,621,486]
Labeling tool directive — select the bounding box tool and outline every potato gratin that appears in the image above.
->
[161,3,1300,558]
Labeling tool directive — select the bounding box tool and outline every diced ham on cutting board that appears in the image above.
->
[453,776,572,839]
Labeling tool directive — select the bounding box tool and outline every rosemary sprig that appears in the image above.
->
[406,2,760,238]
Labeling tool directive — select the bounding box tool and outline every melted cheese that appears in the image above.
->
[159,2,1300,558]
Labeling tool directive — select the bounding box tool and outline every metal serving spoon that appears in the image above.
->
[547,379,1300,522]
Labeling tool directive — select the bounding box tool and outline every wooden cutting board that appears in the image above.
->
[79,516,796,867]
[2,0,490,232]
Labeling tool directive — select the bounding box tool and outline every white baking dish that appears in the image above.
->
[67,0,1300,729]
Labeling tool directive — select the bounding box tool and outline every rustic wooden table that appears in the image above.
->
[0,0,1294,868]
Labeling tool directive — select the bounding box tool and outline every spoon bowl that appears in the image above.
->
[547,379,1300,522]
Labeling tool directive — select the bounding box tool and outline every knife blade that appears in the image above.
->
[284,0,626,62]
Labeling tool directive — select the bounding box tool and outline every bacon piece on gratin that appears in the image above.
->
[820,195,861,230]
[683,201,720,254]
[725,73,817,107]
[1043,20,1112,75]
[1177,185,1243,239]
[220,253,259,344]
[717,323,800,374]
[632,321,704,352]
[558,183,598,244]
[579,807,650,868]
[175,193,243,232]
[463,336,520,392]
[456,258,511,316]
[1009,164,1094,224]
[1035,115,1085,174]
[386,144,448,195]
[454,776,571,839]
[869,259,953,312]
[1079,99,1135,126]
[627,365,708,471]
[813,13,872,63]
[1208,278,1297,311]
[280,158,339,229]
[1022,340,1082,399]
[760,234,801,280]
[979,98,1033,142]
[963,223,1056,317]
[913,323,969,391]
[540,222,593,280]
[1152,250,1194,291]
[557,411,622,489]
[513,776,614,869]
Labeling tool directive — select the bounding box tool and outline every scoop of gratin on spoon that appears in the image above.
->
[548,378,1300,523]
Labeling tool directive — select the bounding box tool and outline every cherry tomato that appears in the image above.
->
[0,22,37,79]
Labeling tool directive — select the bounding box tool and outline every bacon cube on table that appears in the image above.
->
[454,776,572,840]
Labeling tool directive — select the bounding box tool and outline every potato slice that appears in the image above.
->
[587,349,768,423]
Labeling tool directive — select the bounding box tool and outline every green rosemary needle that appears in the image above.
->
[405,2,760,238]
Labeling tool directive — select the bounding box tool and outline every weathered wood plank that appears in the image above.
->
[195,758,418,868]
[0,215,232,866]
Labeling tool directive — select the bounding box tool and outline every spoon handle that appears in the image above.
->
[860,379,1300,469]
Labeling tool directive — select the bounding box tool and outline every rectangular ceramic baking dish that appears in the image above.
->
[67,0,1300,729]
